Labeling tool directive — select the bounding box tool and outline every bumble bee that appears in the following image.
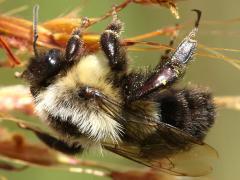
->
[22,5,216,177]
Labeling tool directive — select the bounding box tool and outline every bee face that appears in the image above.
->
[25,54,123,143]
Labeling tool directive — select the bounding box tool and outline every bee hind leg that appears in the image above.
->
[100,9,128,73]
[129,10,202,101]
[160,24,179,65]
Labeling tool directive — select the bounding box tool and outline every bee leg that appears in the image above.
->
[35,131,83,155]
[100,10,128,72]
[65,17,90,62]
[130,10,201,101]
[160,24,179,64]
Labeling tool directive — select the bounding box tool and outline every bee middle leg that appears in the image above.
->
[100,11,128,72]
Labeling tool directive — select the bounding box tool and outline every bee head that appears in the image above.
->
[31,54,123,142]
[24,5,124,143]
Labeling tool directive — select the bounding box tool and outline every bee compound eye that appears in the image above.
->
[44,49,63,76]
[23,48,64,85]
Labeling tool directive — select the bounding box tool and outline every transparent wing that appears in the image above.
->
[103,141,218,177]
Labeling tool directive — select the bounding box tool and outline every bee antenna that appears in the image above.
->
[192,9,202,28]
[33,5,39,57]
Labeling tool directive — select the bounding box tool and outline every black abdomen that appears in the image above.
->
[158,88,215,140]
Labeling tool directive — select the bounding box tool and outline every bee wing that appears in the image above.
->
[103,141,217,177]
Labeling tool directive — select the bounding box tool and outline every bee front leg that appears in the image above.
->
[100,10,128,72]
[65,17,90,62]
[130,10,202,101]
[35,131,83,155]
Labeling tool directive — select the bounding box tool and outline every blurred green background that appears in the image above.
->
[0,0,240,179]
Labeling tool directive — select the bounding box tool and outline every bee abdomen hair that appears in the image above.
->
[182,89,215,140]
[158,88,216,140]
